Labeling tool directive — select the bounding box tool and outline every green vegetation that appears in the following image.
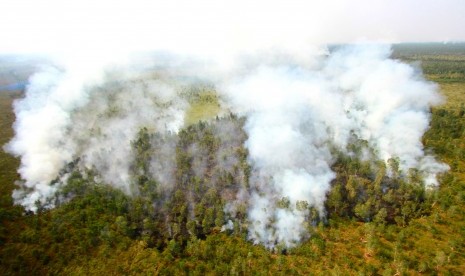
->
[184,90,221,126]
[393,42,465,82]
[1,43,465,274]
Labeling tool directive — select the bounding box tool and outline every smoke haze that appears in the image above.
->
[1,0,453,248]
[220,44,448,247]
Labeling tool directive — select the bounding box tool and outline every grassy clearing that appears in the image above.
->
[435,82,465,109]
[184,91,221,126]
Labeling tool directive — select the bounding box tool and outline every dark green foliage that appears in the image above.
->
[424,107,465,162]
[131,115,249,247]
[327,152,433,226]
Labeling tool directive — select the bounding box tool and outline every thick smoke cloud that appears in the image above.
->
[2,1,450,249]
[221,44,448,248]
[5,44,448,248]
[5,60,189,211]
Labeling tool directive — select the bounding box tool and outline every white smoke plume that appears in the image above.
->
[221,44,448,248]
[5,45,449,246]
[1,0,450,248]
[5,58,189,211]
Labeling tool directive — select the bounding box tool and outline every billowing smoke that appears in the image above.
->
[2,1,450,249]
[5,44,448,248]
[5,58,189,210]
[221,44,448,248]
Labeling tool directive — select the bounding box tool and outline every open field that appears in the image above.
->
[184,91,222,126]
[393,42,465,83]
[437,82,465,109]
[394,43,465,117]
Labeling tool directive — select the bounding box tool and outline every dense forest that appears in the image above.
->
[1,43,465,275]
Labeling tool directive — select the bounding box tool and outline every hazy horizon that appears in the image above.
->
[0,0,464,57]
